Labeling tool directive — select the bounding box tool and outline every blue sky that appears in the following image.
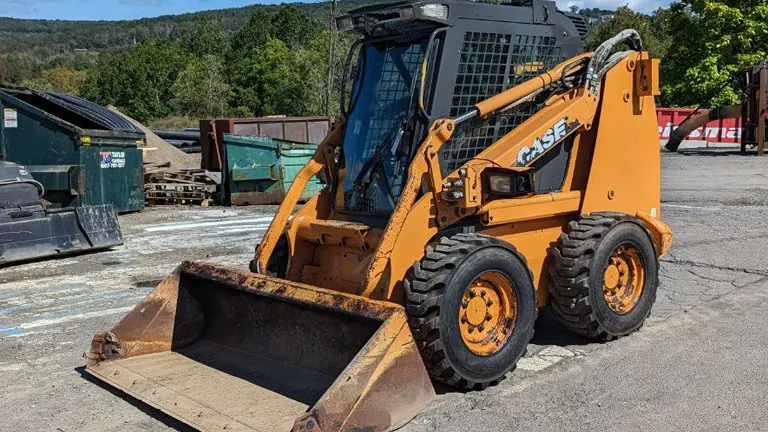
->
[0,0,668,21]
[1,0,262,20]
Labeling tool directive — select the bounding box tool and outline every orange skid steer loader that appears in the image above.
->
[85,1,672,431]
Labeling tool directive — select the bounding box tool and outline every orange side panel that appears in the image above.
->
[581,53,661,219]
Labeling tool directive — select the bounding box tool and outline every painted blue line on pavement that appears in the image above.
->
[0,305,31,315]
[0,326,22,336]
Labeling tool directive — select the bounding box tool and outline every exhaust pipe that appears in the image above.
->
[665,104,742,152]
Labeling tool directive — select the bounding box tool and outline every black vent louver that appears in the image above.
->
[563,12,589,40]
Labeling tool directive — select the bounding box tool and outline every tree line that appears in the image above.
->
[0,0,764,124]
[80,5,353,123]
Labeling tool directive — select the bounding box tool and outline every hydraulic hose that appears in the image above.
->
[664,105,742,152]
[585,29,643,94]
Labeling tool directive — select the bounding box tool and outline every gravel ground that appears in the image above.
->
[2,151,768,431]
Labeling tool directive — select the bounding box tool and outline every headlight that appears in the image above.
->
[488,174,513,194]
[482,168,534,201]
[419,4,448,20]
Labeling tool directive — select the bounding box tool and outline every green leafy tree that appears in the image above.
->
[297,29,355,116]
[230,11,273,61]
[229,38,314,116]
[0,53,38,85]
[270,5,321,50]
[22,66,87,95]
[83,39,192,122]
[181,18,230,58]
[586,6,667,59]
[661,0,768,108]
[172,55,231,118]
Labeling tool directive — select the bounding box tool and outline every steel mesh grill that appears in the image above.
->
[361,44,424,159]
[440,33,564,173]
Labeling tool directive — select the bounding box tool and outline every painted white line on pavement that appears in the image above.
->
[144,216,274,232]
[10,306,134,331]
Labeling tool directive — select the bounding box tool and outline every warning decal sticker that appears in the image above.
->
[4,109,17,128]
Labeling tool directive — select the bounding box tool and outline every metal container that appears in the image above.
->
[0,89,145,213]
[223,134,324,205]
[200,116,332,172]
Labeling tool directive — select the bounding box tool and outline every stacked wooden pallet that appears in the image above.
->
[144,168,217,206]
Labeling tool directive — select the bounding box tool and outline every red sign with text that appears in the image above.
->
[657,108,742,144]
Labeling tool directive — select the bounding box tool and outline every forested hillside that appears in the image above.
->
[0,1,369,54]
[1,0,760,126]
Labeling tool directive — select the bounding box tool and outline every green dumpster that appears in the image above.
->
[223,134,324,205]
[0,89,145,213]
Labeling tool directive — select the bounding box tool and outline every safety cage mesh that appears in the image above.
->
[439,32,563,173]
[344,41,427,213]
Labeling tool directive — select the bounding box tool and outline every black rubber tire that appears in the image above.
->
[404,233,537,390]
[548,212,659,341]
[249,235,289,277]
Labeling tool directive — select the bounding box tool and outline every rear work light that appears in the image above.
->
[419,4,448,20]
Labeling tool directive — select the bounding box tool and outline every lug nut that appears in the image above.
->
[480,289,486,297]
[462,300,468,309]
[461,316,467,324]
[478,324,484,332]
[485,313,492,321]
[468,325,475,333]
[486,299,493,306]
[469,289,476,298]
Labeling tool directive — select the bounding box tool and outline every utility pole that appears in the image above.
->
[325,0,337,116]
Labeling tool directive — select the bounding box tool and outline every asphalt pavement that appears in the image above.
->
[2,151,768,431]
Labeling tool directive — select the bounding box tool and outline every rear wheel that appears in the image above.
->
[548,212,658,340]
[404,233,536,389]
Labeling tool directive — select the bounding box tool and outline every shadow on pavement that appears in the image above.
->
[530,307,591,347]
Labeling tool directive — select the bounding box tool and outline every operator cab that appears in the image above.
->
[335,0,585,217]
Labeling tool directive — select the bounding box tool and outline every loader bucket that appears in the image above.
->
[85,261,435,432]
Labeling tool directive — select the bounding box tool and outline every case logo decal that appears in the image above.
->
[516,118,568,166]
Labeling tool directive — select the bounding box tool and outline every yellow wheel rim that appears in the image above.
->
[602,243,645,314]
[459,271,517,356]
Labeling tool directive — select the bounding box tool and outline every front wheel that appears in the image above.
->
[404,233,536,390]
[548,212,659,340]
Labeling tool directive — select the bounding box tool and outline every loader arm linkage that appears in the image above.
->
[255,52,602,295]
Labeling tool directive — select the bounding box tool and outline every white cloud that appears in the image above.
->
[556,0,671,14]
